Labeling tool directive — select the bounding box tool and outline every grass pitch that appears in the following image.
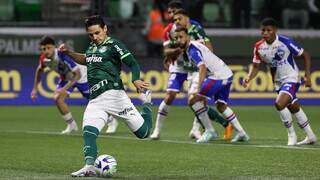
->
[0,106,320,180]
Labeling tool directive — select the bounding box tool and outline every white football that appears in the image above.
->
[94,154,117,177]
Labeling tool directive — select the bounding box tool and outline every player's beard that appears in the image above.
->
[179,42,187,49]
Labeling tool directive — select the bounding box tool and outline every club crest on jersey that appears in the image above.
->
[274,49,285,61]
[92,46,97,53]
[99,46,107,53]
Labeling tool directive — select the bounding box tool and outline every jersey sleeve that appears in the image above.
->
[162,24,173,46]
[113,40,140,82]
[286,39,304,56]
[194,25,210,42]
[38,54,46,69]
[58,51,79,71]
[112,40,132,61]
[252,40,264,63]
[188,44,204,66]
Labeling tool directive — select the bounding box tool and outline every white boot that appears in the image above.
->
[106,117,118,134]
[287,132,297,146]
[71,165,97,177]
[150,130,160,140]
[297,136,317,145]
[61,120,78,134]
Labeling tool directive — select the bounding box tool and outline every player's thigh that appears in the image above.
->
[101,90,145,132]
[83,99,108,132]
[167,73,188,92]
[213,82,231,105]
[275,82,300,109]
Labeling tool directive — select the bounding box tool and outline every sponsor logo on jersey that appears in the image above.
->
[89,79,108,94]
[99,46,107,53]
[114,45,124,56]
[118,107,133,116]
[86,56,102,64]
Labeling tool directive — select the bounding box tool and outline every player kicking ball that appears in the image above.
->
[174,27,249,143]
[58,15,153,177]
[243,18,317,145]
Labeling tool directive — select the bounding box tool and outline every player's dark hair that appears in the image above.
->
[168,0,183,9]
[175,26,188,34]
[40,36,55,46]
[261,18,278,27]
[174,9,189,17]
[85,15,106,29]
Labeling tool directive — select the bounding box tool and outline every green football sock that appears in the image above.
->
[134,103,152,139]
[83,125,99,165]
[207,107,229,127]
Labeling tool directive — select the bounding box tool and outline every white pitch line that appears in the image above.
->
[1,130,320,151]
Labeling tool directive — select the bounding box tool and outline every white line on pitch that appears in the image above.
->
[1,130,319,151]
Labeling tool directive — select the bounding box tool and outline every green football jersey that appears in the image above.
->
[85,37,139,100]
[182,24,211,72]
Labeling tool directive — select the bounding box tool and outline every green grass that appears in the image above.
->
[0,106,320,179]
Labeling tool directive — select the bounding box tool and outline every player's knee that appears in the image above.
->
[188,95,196,106]
[287,102,300,113]
[216,102,227,113]
[274,102,285,111]
[164,92,177,104]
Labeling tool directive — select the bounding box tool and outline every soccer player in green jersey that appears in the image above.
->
[59,15,153,177]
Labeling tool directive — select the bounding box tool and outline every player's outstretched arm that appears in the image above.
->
[243,63,260,88]
[301,50,312,87]
[58,44,86,65]
[30,66,43,101]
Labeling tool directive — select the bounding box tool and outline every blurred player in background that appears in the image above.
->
[31,36,89,134]
[174,9,233,141]
[59,15,153,177]
[150,0,232,140]
[31,36,119,135]
[175,27,249,143]
[243,18,317,145]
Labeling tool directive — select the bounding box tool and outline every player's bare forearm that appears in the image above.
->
[243,63,260,87]
[198,64,207,92]
[302,51,312,87]
[163,46,182,58]
[33,67,43,90]
[66,52,86,65]
[58,44,86,65]
[247,63,260,81]
[302,51,311,77]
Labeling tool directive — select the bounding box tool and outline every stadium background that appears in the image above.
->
[0,0,320,105]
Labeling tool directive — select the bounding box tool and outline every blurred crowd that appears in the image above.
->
[0,0,319,29]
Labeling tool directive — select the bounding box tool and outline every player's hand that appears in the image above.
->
[30,89,37,101]
[163,57,170,71]
[304,75,312,87]
[172,47,183,56]
[133,80,149,93]
[58,44,69,54]
[242,78,250,88]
